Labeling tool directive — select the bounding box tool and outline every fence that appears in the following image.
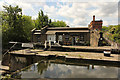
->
[103,34,120,49]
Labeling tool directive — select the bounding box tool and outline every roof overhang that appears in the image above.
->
[34,33,41,35]
[45,30,90,34]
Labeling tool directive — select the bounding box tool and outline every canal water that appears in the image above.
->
[1,54,120,79]
[18,61,119,78]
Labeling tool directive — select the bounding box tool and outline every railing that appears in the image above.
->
[103,33,120,49]
[92,30,120,49]
[2,42,18,57]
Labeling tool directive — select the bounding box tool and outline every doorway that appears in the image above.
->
[72,37,75,45]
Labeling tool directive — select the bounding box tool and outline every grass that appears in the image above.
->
[79,55,84,58]
[65,53,68,55]
[79,55,81,57]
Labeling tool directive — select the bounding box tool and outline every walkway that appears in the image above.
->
[9,49,119,62]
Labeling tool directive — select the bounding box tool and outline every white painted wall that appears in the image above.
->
[47,34,56,42]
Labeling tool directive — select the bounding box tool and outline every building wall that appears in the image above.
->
[89,15,103,31]
[31,15,103,47]
[56,32,90,46]
[33,35,38,43]
[40,34,47,44]
[47,34,56,42]
[89,21,102,31]
[90,31,100,47]
[33,34,47,44]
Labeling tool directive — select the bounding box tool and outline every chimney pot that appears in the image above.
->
[93,15,95,21]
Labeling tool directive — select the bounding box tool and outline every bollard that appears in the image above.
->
[103,50,111,57]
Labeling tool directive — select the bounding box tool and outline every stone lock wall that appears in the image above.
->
[90,30,100,47]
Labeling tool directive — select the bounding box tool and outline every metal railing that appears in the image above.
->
[103,33,120,49]
[2,42,18,57]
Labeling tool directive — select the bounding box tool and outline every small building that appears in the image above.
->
[89,15,103,31]
[31,15,103,46]
[32,27,90,46]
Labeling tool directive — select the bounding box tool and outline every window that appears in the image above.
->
[58,35,62,41]
[36,36,40,42]
[65,35,69,41]
[80,35,84,41]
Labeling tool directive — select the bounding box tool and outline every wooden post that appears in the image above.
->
[49,40,51,48]
[58,40,59,44]
[44,40,47,49]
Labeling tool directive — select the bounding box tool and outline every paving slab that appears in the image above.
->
[9,49,119,62]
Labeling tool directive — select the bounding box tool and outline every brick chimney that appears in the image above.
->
[93,15,95,22]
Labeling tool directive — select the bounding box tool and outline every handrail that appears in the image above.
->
[103,33,120,49]
[2,42,18,57]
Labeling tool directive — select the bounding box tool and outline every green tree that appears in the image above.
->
[36,10,49,29]
[3,5,22,28]
[35,10,67,28]
[22,15,35,41]
[102,26,109,32]
[2,5,24,43]
[103,25,120,44]
[2,5,35,49]
[49,20,67,27]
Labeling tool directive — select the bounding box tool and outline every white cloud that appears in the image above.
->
[2,0,37,19]
[32,15,38,20]
[43,5,58,19]
[90,2,118,25]
[0,0,118,27]
[90,2,118,17]
[54,0,119,2]
[0,1,4,11]
[57,2,118,27]
[57,3,91,26]
[44,5,57,13]
[3,0,34,11]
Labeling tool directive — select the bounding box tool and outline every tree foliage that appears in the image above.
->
[22,15,35,41]
[2,5,35,49]
[35,10,67,28]
[36,10,49,29]
[102,26,109,32]
[103,25,120,43]
[49,20,67,27]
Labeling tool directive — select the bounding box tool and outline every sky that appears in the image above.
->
[0,0,119,27]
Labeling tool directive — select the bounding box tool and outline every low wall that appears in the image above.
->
[34,44,120,54]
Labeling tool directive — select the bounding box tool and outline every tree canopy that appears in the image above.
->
[102,25,120,43]
[1,5,35,49]
[49,20,67,27]
[35,10,67,29]
[36,10,49,29]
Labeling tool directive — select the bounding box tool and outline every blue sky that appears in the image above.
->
[0,0,119,27]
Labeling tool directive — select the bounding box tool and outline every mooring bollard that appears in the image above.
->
[103,50,111,57]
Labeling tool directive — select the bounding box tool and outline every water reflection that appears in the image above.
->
[1,54,120,78]
[37,61,51,75]
[19,60,118,78]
